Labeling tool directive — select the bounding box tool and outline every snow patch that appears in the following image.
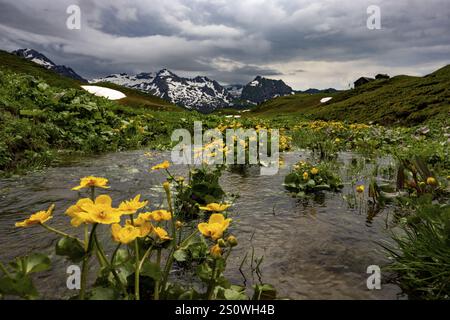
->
[320,97,333,103]
[81,85,126,100]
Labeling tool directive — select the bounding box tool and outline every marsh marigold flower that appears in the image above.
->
[356,185,365,193]
[210,244,222,258]
[80,195,122,225]
[303,172,309,180]
[151,160,170,171]
[199,203,231,212]
[152,227,172,241]
[198,214,232,241]
[72,176,109,191]
[15,204,55,227]
[426,177,437,186]
[66,198,96,227]
[118,194,148,215]
[311,167,319,175]
[141,209,172,222]
[125,218,153,237]
[111,224,141,244]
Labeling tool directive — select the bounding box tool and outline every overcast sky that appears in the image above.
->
[0,0,449,89]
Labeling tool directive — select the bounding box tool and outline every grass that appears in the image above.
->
[244,65,450,125]
[0,50,181,112]
[0,50,82,89]
[383,201,450,300]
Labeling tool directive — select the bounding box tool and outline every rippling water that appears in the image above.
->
[0,150,402,299]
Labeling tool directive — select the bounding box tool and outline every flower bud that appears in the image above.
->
[227,235,238,247]
[175,220,183,230]
[426,177,437,186]
[210,244,222,258]
[163,181,170,192]
[217,238,227,248]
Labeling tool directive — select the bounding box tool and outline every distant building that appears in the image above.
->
[354,77,374,88]
[375,74,390,80]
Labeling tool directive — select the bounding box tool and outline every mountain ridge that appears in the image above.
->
[12,48,87,82]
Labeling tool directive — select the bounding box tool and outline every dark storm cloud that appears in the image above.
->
[0,0,449,88]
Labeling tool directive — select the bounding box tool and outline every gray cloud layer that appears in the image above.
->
[0,0,449,89]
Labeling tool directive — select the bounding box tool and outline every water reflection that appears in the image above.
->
[0,150,402,299]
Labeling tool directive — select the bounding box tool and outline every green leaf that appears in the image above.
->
[10,253,51,275]
[55,237,85,262]
[140,262,162,281]
[0,275,39,299]
[173,249,188,262]
[313,184,331,191]
[89,287,118,300]
[252,284,277,300]
[224,288,248,300]
[113,249,131,265]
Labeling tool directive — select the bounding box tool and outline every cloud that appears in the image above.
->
[0,0,449,88]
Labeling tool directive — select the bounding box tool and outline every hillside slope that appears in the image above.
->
[0,50,182,112]
[249,65,450,124]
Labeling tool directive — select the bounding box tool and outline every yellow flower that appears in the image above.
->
[210,244,222,258]
[80,195,122,225]
[148,210,172,222]
[125,217,153,237]
[311,167,319,175]
[426,177,437,186]
[72,176,109,191]
[198,214,232,241]
[198,203,231,212]
[151,160,170,171]
[152,227,172,241]
[15,204,55,228]
[303,172,309,180]
[111,224,141,244]
[118,194,148,215]
[356,185,365,193]
[66,198,95,227]
[335,138,341,143]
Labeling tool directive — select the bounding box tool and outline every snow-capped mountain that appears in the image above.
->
[241,76,294,104]
[224,84,244,99]
[92,69,233,112]
[12,48,87,82]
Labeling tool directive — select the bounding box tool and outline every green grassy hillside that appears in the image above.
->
[0,50,82,88]
[248,65,450,124]
[0,50,182,112]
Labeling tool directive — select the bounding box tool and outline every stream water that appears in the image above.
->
[0,150,403,299]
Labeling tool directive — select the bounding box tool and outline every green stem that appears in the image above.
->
[0,261,12,278]
[134,239,140,300]
[160,229,198,294]
[80,223,98,300]
[154,249,162,300]
[93,234,108,268]
[40,224,82,245]
[206,259,217,300]
[138,245,154,272]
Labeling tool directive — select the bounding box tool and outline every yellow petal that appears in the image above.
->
[95,195,113,206]
[209,213,225,225]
